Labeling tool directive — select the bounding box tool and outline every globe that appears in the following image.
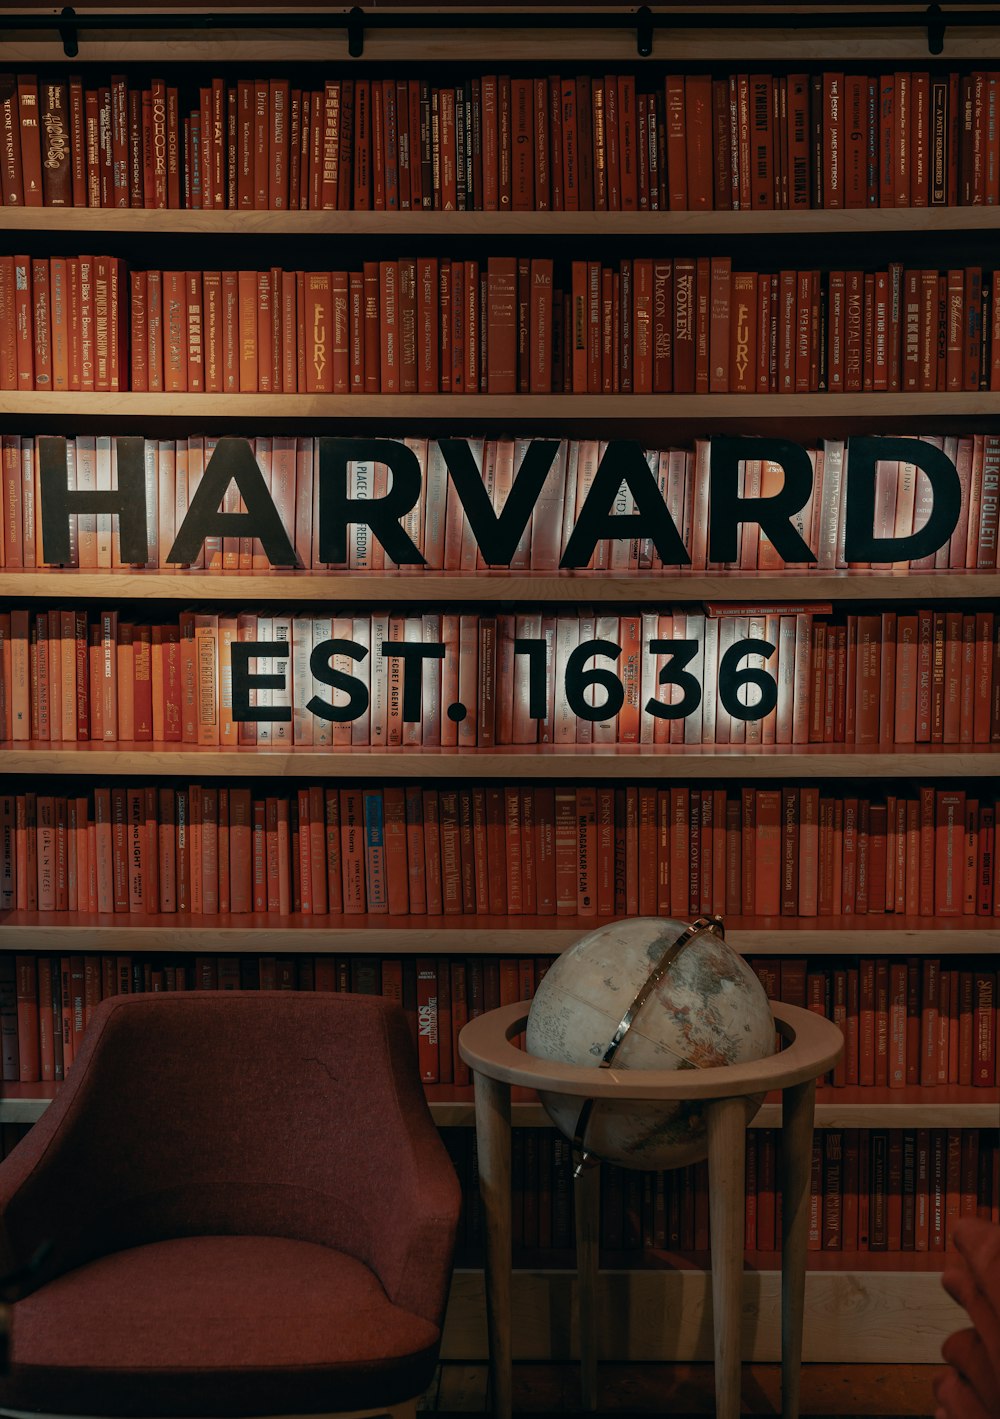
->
[525,917,775,1171]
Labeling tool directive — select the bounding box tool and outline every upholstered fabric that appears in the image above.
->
[0,1235,441,1416]
[0,992,461,1416]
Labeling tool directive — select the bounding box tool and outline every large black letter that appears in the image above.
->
[307,638,370,723]
[231,642,291,723]
[167,437,297,566]
[708,436,816,564]
[561,441,688,568]
[41,435,148,564]
[439,438,559,566]
[380,641,446,721]
[317,438,426,565]
[844,436,961,562]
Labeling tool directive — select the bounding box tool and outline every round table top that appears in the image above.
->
[458,1000,843,1099]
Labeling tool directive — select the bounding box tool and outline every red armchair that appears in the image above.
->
[0,990,462,1419]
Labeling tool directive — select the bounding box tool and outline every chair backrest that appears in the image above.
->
[0,992,441,1280]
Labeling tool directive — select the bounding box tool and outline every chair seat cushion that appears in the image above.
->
[0,1235,442,1417]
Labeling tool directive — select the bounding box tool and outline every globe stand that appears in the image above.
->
[458,1000,843,1419]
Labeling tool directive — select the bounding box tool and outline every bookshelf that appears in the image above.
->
[0,0,997,1376]
[0,914,997,954]
[1,206,1000,235]
[5,744,1000,775]
[5,392,1000,419]
[3,569,1000,600]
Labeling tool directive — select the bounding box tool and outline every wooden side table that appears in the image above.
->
[458,1000,843,1419]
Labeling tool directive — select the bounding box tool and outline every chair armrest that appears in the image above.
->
[354,1010,462,1327]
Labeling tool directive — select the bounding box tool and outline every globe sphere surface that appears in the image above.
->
[525,917,775,1170]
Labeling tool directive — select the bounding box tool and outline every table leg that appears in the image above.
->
[705,1097,747,1419]
[473,1070,513,1419]
[780,1077,816,1419]
[574,1161,600,1411]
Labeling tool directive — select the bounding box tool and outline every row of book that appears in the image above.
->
[6,783,1000,921]
[128,259,1000,397]
[6,606,1000,748]
[3,433,998,574]
[558,260,997,397]
[442,1128,1000,1260]
[6,952,997,1090]
[9,254,1000,395]
[7,70,1000,212]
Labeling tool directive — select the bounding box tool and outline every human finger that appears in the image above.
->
[941,1327,1000,1415]
[933,1365,994,1419]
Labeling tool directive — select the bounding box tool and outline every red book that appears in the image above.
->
[487,256,517,395]
[0,76,23,206]
[685,75,713,210]
[935,789,965,916]
[973,972,996,1085]
[664,77,687,209]
[749,74,774,209]
[17,76,42,206]
[511,79,533,211]
[841,76,866,208]
[415,958,439,1083]
[14,956,39,1081]
[304,272,333,394]
[921,958,941,1086]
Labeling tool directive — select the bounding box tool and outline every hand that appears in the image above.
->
[933,1328,999,1419]
[935,1218,1000,1419]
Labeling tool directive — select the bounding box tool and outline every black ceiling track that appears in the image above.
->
[1,4,999,60]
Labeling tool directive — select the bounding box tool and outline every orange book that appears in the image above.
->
[617,614,641,743]
[31,257,51,389]
[338,788,364,913]
[13,254,32,388]
[155,787,176,912]
[255,269,273,393]
[664,76,687,209]
[49,257,69,391]
[115,624,134,742]
[17,76,42,206]
[14,959,39,1078]
[415,958,439,1082]
[194,614,219,746]
[292,791,311,912]
[486,256,517,395]
[163,269,186,391]
[304,271,332,394]
[142,267,162,392]
[383,785,408,915]
[237,268,258,392]
[185,271,203,392]
[130,269,148,392]
[708,256,731,392]
[755,788,782,915]
[0,258,16,389]
[935,789,965,916]
[201,270,222,392]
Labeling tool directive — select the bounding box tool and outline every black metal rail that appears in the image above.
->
[0,3,998,60]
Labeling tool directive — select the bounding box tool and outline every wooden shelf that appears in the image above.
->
[5,1084,993,1129]
[1,911,996,953]
[4,391,1000,423]
[442,1267,962,1364]
[4,742,999,778]
[2,569,998,603]
[3,208,1000,238]
[429,1086,999,1130]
